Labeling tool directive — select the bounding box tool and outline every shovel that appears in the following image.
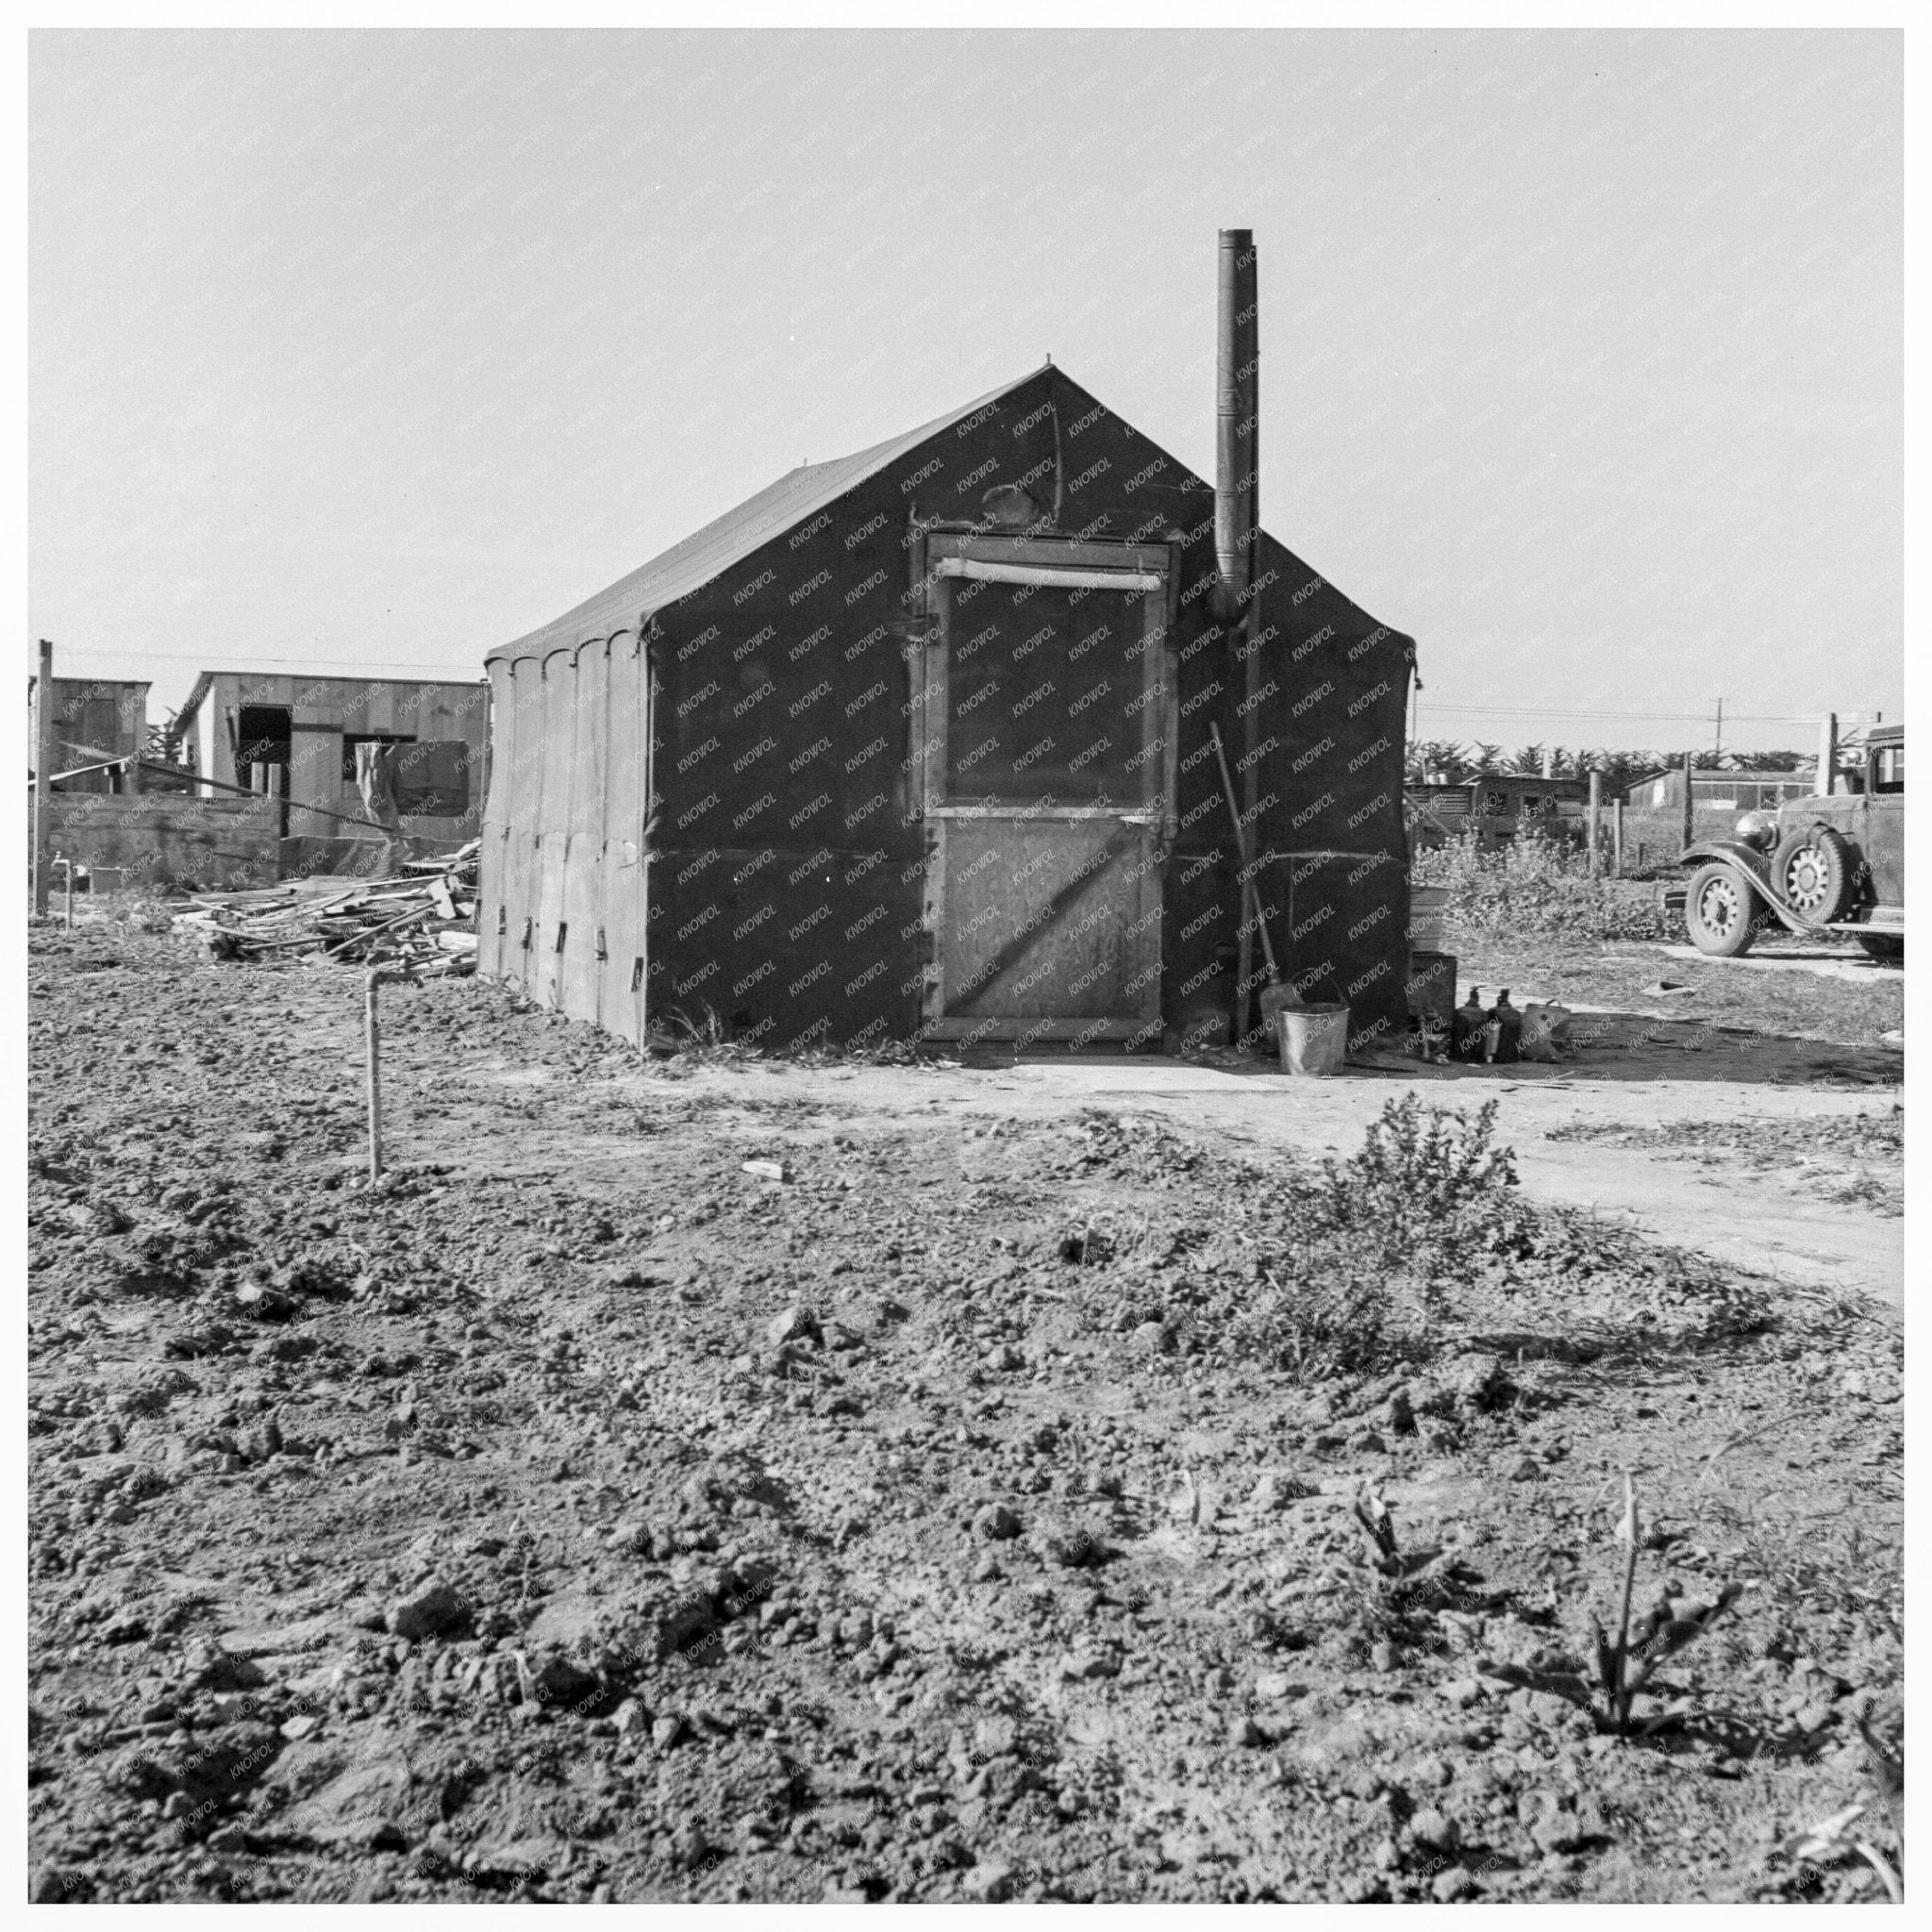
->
[1209,724,1300,1031]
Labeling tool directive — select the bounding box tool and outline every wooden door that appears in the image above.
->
[915,537,1175,1044]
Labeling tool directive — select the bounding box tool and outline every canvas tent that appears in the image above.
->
[480,363,1414,1055]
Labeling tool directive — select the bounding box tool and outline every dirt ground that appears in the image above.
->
[1453,933,1904,1054]
[26,916,1904,1904]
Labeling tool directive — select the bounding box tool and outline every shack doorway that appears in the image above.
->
[916,534,1177,1042]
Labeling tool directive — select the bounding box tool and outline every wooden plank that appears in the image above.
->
[47,757,131,784]
[921,1017,1150,1043]
[924,806,1155,821]
[920,580,952,1026]
[58,740,391,832]
[926,533,1172,575]
[1160,618,1181,842]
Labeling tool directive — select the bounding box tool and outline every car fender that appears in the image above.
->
[1677,840,1810,930]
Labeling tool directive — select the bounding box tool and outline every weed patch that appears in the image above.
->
[1217,1100,1774,1379]
[1413,828,1672,943]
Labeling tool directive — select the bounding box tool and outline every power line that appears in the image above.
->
[37,649,487,676]
[1414,701,1821,725]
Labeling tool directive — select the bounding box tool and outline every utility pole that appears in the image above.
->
[32,640,56,916]
[1712,697,1724,768]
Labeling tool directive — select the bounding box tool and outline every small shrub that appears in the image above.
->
[1315,1093,1533,1292]
[1224,1099,1525,1376]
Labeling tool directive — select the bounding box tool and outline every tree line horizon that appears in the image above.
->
[1405,742,1812,792]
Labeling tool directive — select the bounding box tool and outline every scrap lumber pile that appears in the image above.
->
[176,841,480,975]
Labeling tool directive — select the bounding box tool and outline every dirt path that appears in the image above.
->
[930,1065,1904,1311]
[600,1043,1902,1310]
[27,926,1903,1905]
[1651,943,1904,987]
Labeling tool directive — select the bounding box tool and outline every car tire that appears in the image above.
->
[1685,862,1760,957]
[1856,932,1903,962]
[1772,825,1857,924]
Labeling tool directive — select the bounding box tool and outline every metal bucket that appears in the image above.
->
[1276,1001,1350,1076]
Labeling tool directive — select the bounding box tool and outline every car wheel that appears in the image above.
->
[1773,826,1857,924]
[1685,862,1760,957]
[1856,932,1903,962]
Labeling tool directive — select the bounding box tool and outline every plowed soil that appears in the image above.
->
[26,922,1904,1904]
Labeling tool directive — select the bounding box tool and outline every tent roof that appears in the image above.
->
[490,366,1046,665]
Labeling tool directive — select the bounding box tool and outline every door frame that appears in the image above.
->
[908,532,1179,1042]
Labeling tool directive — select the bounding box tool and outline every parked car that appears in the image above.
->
[1678,724,1902,958]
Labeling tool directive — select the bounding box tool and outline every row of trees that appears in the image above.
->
[1404,742,1808,792]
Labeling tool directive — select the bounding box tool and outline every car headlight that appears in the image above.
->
[1735,810,1777,849]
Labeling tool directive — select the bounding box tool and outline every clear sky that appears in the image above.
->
[30,27,1901,755]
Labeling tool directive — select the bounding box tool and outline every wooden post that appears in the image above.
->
[365,970,384,1184]
[1612,799,1624,877]
[1587,770,1602,877]
[62,856,74,929]
[1815,712,1837,796]
[1680,750,1694,854]
[32,640,55,915]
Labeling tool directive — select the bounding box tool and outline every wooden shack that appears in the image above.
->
[482,357,1416,1057]
[1623,766,1815,812]
[42,677,151,792]
[1407,774,1590,849]
[166,670,491,867]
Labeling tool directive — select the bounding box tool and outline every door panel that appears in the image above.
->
[1864,797,1903,904]
[1862,740,1903,905]
[940,817,1158,1019]
[941,581,1149,808]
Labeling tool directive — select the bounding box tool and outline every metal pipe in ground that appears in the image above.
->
[365,969,384,1184]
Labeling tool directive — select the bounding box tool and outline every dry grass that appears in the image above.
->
[1550,1108,1904,1216]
